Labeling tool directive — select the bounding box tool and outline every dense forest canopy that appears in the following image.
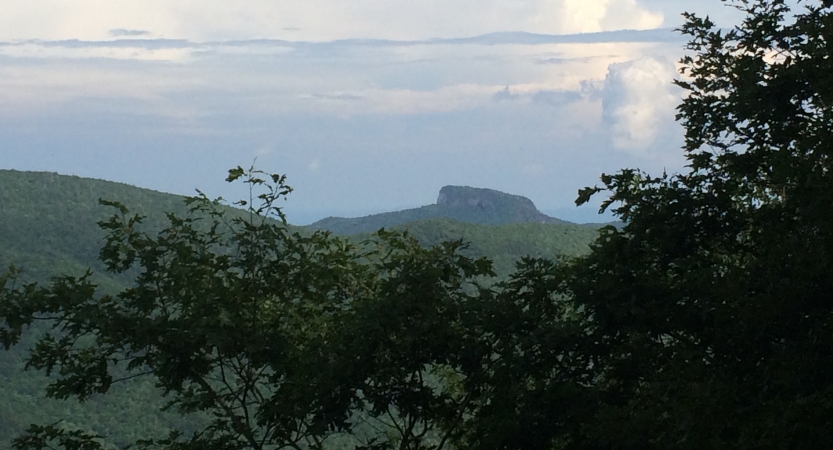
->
[3,0,833,449]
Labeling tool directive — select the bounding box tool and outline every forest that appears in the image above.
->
[2,1,833,449]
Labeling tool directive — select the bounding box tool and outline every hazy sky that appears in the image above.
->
[1,0,746,224]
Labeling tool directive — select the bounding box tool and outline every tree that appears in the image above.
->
[549,0,833,448]
[0,166,497,450]
[398,1,833,449]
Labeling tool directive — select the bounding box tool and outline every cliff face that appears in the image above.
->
[435,185,563,225]
[308,185,568,235]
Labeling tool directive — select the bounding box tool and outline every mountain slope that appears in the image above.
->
[0,170,220,448]
[308,185,570,235]
[385,218,599,276]
[0,170,602,449]
[0,170,199,286]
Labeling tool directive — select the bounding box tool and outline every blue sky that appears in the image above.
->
[0,0,746,224]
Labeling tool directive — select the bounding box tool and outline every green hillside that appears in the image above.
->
[0,169,600,449]
[0,170,598,282]
[1,170,199,287]
[0,170,226,448]
[381,218,598,276]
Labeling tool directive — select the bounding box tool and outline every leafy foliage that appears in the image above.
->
[5,1,831,449]
[0,167,504,450]
[0,170,597,449]
[552,1,833,447]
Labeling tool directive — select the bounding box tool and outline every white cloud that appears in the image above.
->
[0,34,679,130]
[600,0,665,31]
[308,158,321,171]
[601,56,679,154]
[552,0,663,34]
[293,84,504,116]
[0,43,195,62]
[1,0,665,42]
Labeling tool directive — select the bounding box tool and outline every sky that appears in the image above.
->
[0,0,747,224]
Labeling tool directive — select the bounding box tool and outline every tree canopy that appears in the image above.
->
[3,1,833,449]
[565,0,833,447]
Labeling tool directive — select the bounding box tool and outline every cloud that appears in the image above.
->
[0,0,732,225]
[553,0,663,34]
[492,85,587,107]
[308,93,365,101]
[601,56,679,154]
[493,86,516,102]
[0,29,685,66]
[599,0,665,32]
[109,29,151,37]
[532,90,582,107]
[298,85,497,116]
[433,29,682,46]
[580,79,605,101]
[0,28,682,53]
[0,25,682,124]
[1,0,670,42]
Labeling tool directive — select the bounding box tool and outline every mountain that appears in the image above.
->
[0,170,600,283]
[0,170,220,448]
[0,169,200,287]
[308,185,572,235]
[0,169,602,448]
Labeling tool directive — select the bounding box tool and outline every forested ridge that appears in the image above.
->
[0,169,596,283]
[0,169,599,449]
[3,1,833,449]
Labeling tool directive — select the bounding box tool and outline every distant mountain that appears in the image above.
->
[0,171,596,284]
[308,185,571,235]
[0,170,602,449]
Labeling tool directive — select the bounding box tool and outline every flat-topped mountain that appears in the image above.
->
[307,185,568,235]
[436,185,565,224]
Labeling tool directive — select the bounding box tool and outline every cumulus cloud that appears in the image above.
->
[552,0,663,34]
[599,0,665,32]
[601,56,679,154]
[580,79,605,101]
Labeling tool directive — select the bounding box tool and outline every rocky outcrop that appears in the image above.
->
[436,185,564,224]
[308,185,569,235]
